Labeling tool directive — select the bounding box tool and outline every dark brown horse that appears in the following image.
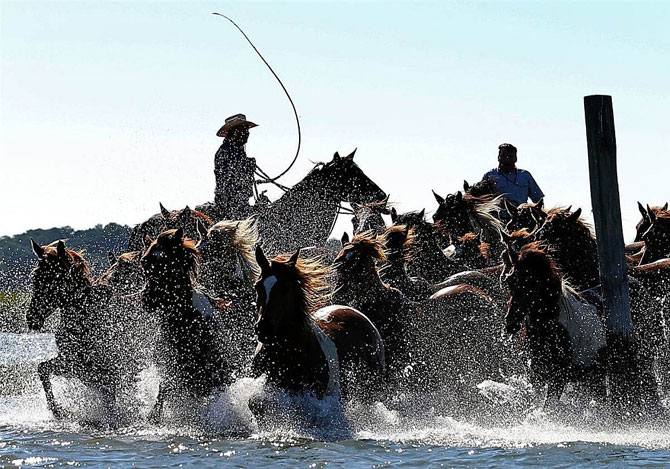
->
[332,232,415,382]
[128,203,214,252]
[252,246,386,401]
[533,207,600,291]
[634,202,668,243]
[98,250,145,295]
[256,149,386,255]
[27,239,142,420]
[141,228,229,422]
[431,190,505,257]
[639,206,670,265]
[505,198,547,233]
[378,225,433,302]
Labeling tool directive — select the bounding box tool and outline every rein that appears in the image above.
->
[213,13,301,185]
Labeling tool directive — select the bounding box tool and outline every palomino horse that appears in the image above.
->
[332,232,415,383]
[501,240,608,405]
[252,246,386,401]
[141,228,229,421]
[198,218,261,375]
[27,239,142,420]
[127,203,214,252]
[256,149,386,255]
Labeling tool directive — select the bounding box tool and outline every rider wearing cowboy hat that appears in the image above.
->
[214,114,258,220]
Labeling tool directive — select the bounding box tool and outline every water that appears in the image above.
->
[2,332,670,468]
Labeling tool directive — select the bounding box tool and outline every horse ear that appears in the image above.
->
[638,201,647,218]
[30,238,44,259]
[287,248,301,267]
[391,207,398,223]
[663,202,668,210]
[159,202,170,219]
[647,205,657,223]
[56,240,67,260]
[383,193,390,205]
[455,191,463,202]
[419,208,425,219]
[345,148,357,160]
[432,190,445,205]
[568,207,582,222]
[183,205,192,217]
[255,245,271,273]
[463,180,470,192]
[108,251,117,265]
[536,197,544,211]
[173,227,184,241]
[143,235,153,248]
[332,151,341,162]
[565,205,572,213]
[341,232,350,245]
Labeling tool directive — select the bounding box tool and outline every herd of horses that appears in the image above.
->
[26,149,670,424]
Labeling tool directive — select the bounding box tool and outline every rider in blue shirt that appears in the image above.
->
[481,143,544,206]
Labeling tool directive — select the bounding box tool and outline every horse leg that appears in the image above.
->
[544,378,565,409]
[148,383,167,424]
[37,358,65,419]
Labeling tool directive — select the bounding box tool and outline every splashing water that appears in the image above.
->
[2,332,670,467]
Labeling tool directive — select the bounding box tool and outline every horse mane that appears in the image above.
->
[170,208,214,226]
[517,242,563,285]
[356,199,393,215]
[271,254,332,316]
[209,218,261,279]
[339,230,387,264]
[42,241,92,282]
[383,224,415,251]
[458,232,490,261]
[465,194,504,233]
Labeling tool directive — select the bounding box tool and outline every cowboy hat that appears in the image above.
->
[216,113,258,137]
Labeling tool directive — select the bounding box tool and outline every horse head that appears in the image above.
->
[333,231,386,291]
[506,198,546,233]
[351,195,391,236]
[640,206,670,264]
[254,246,330,345]
[141,228,200,285]
[98,250,144,295]
[28,239,92,331]
[323,149,386,205]
[636,202,669,244]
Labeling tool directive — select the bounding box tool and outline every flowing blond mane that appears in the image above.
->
[209,218,261,280]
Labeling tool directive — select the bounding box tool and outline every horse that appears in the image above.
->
[449,232,492,270]
[378,225,433,302]
[255,149,386,255]
[634,202,668,243]
[27,239,141,421]
[251,246,386,402]
[500,240,608,405]
[140,228,229,422]
[431,190,505,258]
[332,231,415,383]
[463,178,496,198]
[533,207,600,291]
[127,203,214,252]
[98,250,145,295]
[389,210,461,283]
[351,195,391,236]
[198,218,261,376]
[505,198,547,233]
[639,206,670,265]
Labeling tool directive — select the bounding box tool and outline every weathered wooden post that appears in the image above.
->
[584,95,650,413]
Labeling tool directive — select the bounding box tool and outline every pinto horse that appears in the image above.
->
[27,239,141,420]
[252,246,386,401]
[501,240,608,404]
[141,228,229,421]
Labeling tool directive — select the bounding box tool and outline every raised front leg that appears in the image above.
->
[38,359,64,419]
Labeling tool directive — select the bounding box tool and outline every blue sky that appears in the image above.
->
[1,1,668,241]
